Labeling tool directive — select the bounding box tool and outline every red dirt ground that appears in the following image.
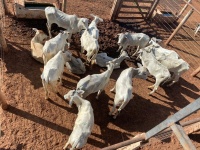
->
[0,0,200,150]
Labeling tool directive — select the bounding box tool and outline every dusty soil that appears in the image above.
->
[0,0,200,150]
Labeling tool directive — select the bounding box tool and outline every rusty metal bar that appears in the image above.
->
[165,9,194,45]
[101,117,200,150]
[171,122,196,150]
[146,97,200,139]
[177,0,192,18]
[158,117,200,134]
[101,133,146,150]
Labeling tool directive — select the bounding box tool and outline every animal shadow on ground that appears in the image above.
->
[85,92,133,148]
[3,43,43,89]
[6,105,72,135]
[86,91,175,148]
[109,93,175,132]
[160,77,200,109]
[189,133,200,143]
[6,104,111,148]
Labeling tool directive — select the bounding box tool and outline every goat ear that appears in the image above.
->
[32,28,37,32]
[90,14,95,18]
[99,18,103,22]
[64,94,70,100]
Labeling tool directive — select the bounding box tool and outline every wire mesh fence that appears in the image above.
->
[150,0,200,70]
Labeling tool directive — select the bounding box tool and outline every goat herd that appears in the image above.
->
[28,6,191,150]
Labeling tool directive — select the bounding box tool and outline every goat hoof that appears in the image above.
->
[149,92,153,95]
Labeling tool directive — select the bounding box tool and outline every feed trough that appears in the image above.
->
[151,9,178,24]
[14,0,58,19]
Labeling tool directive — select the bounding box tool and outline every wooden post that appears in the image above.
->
[191,66,200,77]
[0,26,8,52]
[0,91,8,110]
[147,0,160,19]
[62,0,67,13]
[165,9,194,45]
[177,0,192,18]
[110,0,123,21]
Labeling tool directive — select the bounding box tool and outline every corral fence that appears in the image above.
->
[110,0,200,76]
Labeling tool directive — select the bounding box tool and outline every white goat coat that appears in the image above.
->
[81,29,99,62]
[149,39,179,59]
[66,55,86,74]
[64,97,94,150]
[43,32,68,64]
[139,46,171,95]
[76,62,115,98]
[41,51,71,83]
[41,51,71,99]
[111,51,129,69]
[118,32,150,52]
[45,7,88,39]
[114,68,133,106]
[88,21,99,39]
[31,29,48,64]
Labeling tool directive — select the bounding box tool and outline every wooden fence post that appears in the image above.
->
[165,9,194,45]
[0,26,8,52]
[62,0,67,13]
[147,0,160,19]
[0,91,8,110]
[110,0,123,21]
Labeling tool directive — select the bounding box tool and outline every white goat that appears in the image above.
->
[147,38,189,86]
[31,28,48,64]
[63,90,94,150]
[139,45,171,95]
[111,51,129,69]
[41,51,72,99]
[109,65,148,119]
[64,61,115,100]
[66,55,86,74]
[117,32,150,56]
[149,37,179,59]
[157,57,189,86]
[43,30,70,65]
[88,14,103,39]
[80,28,99,65]
[45,7,89,40]
[95,53,114,67]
